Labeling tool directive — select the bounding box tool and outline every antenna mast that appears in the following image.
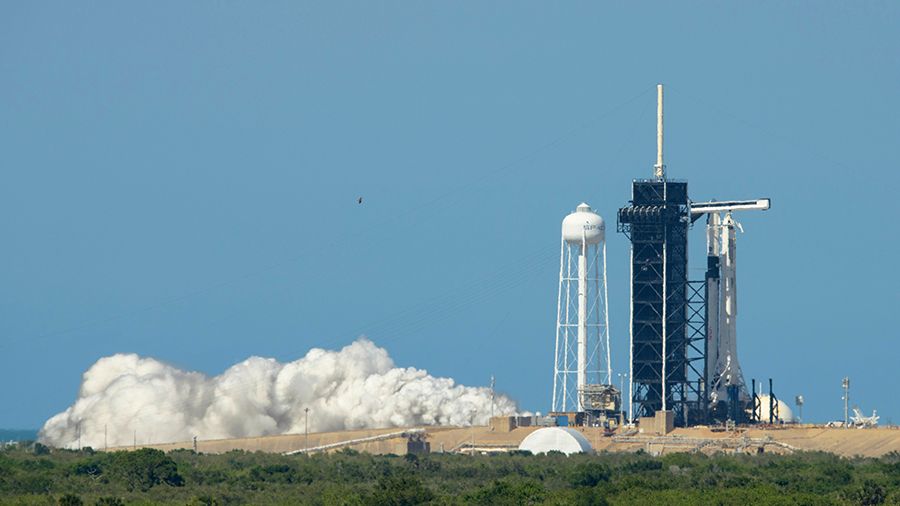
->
[654,84,665,181]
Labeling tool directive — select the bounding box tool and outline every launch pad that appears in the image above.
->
[613,85,773,428]
[549,85,777,429]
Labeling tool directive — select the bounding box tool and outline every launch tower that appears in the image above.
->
[617,85,707,426]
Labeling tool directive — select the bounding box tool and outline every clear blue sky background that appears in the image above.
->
[2,2,898,430]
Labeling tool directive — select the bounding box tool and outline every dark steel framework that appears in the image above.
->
[618,180,707,427]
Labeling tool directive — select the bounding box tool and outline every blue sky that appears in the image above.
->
[2,2,898,430]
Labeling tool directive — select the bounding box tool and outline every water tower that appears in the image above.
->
[552,203,612,414]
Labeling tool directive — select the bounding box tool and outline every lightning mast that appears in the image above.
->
[618,83,772,426]
[618,85,703,426]
[654,84,665,182]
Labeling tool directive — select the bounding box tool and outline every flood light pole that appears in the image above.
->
[305,407,310,456]
[490,376,495,420]
[843,378,850,428]
[470,409,476,456]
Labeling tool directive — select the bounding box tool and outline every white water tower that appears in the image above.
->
[553,203,611,413]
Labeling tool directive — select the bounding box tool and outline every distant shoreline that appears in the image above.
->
[0,429,39,442]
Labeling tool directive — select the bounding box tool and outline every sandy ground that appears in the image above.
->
[106,424,900,458]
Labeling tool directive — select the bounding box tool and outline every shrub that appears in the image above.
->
[570,463,610,488]
[365,475,435,506]
[58,493,83,506]
[95,498,124,506]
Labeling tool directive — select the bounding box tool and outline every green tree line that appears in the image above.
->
[3,442,900,505]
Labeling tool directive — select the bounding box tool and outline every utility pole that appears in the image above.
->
[843,378,850,428]
[304,408,310,457]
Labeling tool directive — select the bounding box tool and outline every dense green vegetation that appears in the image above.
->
[3,442,900,505]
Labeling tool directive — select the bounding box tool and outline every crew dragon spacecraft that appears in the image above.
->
[690,198,770,423]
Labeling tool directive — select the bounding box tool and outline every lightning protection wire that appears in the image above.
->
[35,245,559,443]
[150,162,556,352]
[31,153,635,443]
[174,84,653,352]
[118,96,642,406]
[4,85,656,351]
[667,86,899,193]
[20,188,556,434]
[152,83,647,353]
[26,88,656,442]
[334,246,558,351]
[453,251,550,376]
[588,94,655,204]
[153,231,557,359]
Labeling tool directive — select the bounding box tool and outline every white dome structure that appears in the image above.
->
[756,395,795,423]
[518,427,594,456]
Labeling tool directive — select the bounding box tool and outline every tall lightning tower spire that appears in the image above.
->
[654,84,665,181]
[619,82,771,427]
[619,82,703,427]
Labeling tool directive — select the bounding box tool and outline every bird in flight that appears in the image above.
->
[358,197,362,204]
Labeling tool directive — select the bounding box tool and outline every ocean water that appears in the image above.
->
[0,429,39,442]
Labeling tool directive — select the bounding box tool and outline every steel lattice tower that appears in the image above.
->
[616,86,706,427]
[552,203,611,413]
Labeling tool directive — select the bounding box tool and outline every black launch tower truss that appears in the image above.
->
[617,180,707,427]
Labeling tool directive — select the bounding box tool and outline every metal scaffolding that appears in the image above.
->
[618,180,706,427]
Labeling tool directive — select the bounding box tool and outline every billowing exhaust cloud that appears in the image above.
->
[39,338,519,449]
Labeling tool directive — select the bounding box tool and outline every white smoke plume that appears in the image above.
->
[39,338,520,449]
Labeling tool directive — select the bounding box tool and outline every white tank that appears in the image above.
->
[756,395,795,423]
[562,203,605,245]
